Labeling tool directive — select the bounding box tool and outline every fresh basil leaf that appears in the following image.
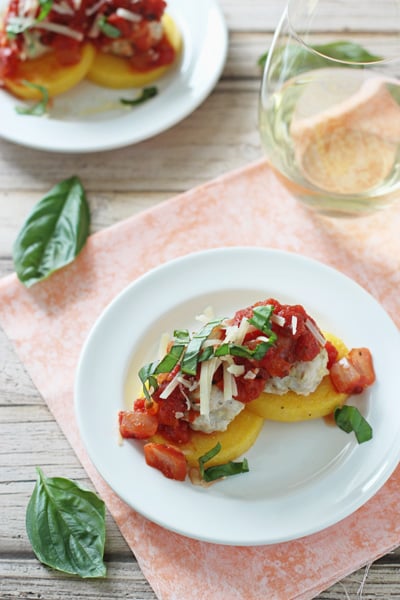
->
[334,405,373,444]
[248,304,274,332]
[13,176,90,287]
[198,442,222,479]
[139,362,159,401]
[259,41,381,79]
[181,319,222,376]
[15,80,49,116]
[174,329,190,343]
[198,442,249,482]
[203,458,249,482]
[37,0,54,21]
[120,86,158,106]
[26,468,106,578]
[215,338,276,361]
[198,346,214,362]
[98,15,121,38]
[155,344,186,374]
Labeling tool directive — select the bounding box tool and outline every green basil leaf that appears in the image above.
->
[120,86,158,106]
[174,329,190,343]
[37,0,54,21]
[248,304,274,333]
[198,346,214,362]
[13,176,90,287]
[334,405,373,444]
[26,468,106,578]
[181,319,222,376]
[198,442,250,482]
[203,458,249,482]
[98,16,121,38]
[198,442,222,479]
[138,362,159,401]
[15,80,49,116]
[259,41,381,78]
[155,344,186,373]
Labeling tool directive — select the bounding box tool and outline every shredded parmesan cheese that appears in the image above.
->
[305,319,326,346]
[115,7,142,22]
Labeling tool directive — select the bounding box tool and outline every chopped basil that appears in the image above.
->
[198,442,250,482]
[26,468,106,578]
[174,329,190,343]
[334,405,373,444]
[155,344,186,374]
[98,16,121,38]
[138,362,159,401]
[214,338,276,361]
[120,87,158,106]
[248,304,274,332]
[198,346,214,362]
[37,0,54,21]
[181,319,222,376]
[13,176,89,287]
[15,81,49,117]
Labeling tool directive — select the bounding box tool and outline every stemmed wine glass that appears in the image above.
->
[259,0,400,217]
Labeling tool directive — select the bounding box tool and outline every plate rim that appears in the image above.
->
[74,246,400,545]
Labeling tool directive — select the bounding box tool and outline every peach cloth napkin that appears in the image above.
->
[1,160,400,600]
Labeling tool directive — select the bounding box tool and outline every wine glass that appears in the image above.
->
[259,0,400,217]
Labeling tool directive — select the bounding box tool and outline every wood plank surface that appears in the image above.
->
[1,1,399,598]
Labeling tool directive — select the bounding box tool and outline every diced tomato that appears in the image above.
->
[348,348,376,386]
[325,340,339,369]
[234,376,266,403]
[329,347,375,394]
[118,410,158,439]
[144,442,187,481]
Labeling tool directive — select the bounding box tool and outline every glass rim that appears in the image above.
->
[285,2,400,66]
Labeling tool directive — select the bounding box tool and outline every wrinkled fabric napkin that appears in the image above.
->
[1,160,400,600]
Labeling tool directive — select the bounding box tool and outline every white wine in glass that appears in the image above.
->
[259,0,400,217]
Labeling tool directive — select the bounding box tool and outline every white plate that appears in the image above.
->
[0,0,227,152]
[75,247,400,545]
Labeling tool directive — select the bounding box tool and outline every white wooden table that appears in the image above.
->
[1,1,399,597]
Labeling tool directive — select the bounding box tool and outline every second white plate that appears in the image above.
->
[75,247,400,545]
[0,0,227,152]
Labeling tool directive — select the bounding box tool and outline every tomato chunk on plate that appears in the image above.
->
[119,410,158,439]
[330,347,375,394]
[144,442,188,481]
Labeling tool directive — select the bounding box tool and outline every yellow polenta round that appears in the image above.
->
[247,333,349,422]
[5,43,95,99]
[151,408,264,468]
[87,13,182,89]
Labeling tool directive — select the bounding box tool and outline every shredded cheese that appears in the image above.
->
[115,7,142,22]
[7,16,84,40]
[305,319,326,346]
[291,315,298,335]
[199,357,220,417]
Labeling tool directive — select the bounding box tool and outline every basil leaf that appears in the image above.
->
[37,0,54,21]
[155,344,186,373]
[248,304,274,333]
[120,86,158,106]
[334,405,373,444]
[259,41,381,78]
[198,346,214,362]
[198,442,222,479]
[15,80,49,116]
[26,468,106,578]
[203,458,249,482]
[198,442,250,482]
[13,176,90,287]
[181,319,222,376]
[98,16,121,38]
[139,362,159,401]
[174,329,190,343]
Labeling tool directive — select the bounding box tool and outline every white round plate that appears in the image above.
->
[0,0,227,152]
[75,247,400,545]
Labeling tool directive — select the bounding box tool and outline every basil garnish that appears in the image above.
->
[120,86,158,106]
[198,442,250,482]
[181,319,222,376]
[258,41,381,78]
[37,0,54,21]
[98,16,121,38]
[26,468,106,578]
[13,176,90,287]
[15,80,49,116]
[334,405,373,444]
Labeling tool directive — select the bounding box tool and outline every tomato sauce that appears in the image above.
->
[0,0,175,79]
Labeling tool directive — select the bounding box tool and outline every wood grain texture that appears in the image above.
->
[1,0,399,598]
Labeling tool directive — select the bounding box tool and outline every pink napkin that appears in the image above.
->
[1,160,400,600]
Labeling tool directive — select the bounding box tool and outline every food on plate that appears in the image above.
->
[0,0,181,99]
[119,298,375,483]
